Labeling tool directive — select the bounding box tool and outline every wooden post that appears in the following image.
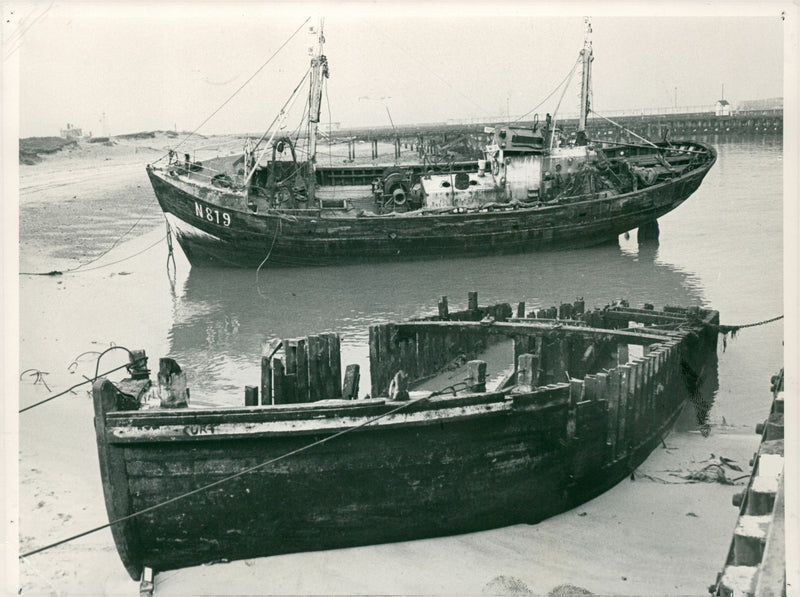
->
[384,324,398,392]
[605,368,620,459]
[467,360,487,392]
[307,335,323,401]
[626,361,637,450]
[533,336,543,387]
[516,301,526,318]
[468,291,478,312]
[559,302,573,319]
[296,338,308,402]
[556,337,569,383]
[542,337,557,384]
[517,353,535,392]
[244,385,258,406]
[342,364,360,399]
[272,358,286,404]
[284,339,298,403]
[157,357,188,408]
[513,335,531,368]
[618,343,629,365]
[260,356,272,405]
[597,371,613,456]
[567,378,583,441]
[645,355,655,435]
[617,365,630,460]
[584,374,597,401]
[639,357,649,436]
[569,378,584,407]
[328,333,342,400]
[409,332,421,382]
[388,370,409,401]
[416,329,428,381]
[655,350,665,420]
[438,296,449,319]
[368,326,380,397]
[632,359,644,445]
[317,335,332,400]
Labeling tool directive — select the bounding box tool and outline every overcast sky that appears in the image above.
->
[6,2,788,138]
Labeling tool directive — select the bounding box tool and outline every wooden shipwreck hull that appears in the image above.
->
[148,141,716,268]
[93,297,719,579]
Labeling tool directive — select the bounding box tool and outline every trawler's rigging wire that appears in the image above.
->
[513,55,581,125]
[163,17,311,160]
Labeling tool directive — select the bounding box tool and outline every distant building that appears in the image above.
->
[60,123,83,139]
[715,100,731,117]
[736,97,783,112]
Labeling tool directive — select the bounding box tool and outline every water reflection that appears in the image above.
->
[675,348,720,435]
[166,240,716,415]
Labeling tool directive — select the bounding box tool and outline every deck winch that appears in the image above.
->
[374,167,416,211]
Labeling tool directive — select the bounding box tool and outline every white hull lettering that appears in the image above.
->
[194,202,231,227]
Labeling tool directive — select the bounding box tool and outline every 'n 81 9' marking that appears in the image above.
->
[195,202,231,227]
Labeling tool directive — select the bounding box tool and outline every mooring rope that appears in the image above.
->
[255,217,282,300]
[19,196,164,278]
[19,369,52,392]
[714,315,784,335]
[19,381,469,559]
[165,218,177,284]
[19,235,166,276]
[19,351,144,414]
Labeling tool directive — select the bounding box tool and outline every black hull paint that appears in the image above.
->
[148,142,715,268]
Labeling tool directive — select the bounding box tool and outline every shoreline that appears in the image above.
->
[16,137,767,595]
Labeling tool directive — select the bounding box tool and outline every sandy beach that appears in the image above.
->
[16,136,768,596]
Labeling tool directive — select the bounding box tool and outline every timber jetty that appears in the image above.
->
[329,107,782,154]
[711,370,785,597]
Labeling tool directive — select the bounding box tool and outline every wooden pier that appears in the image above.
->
[711,370,785,597]
[326,109,781,162]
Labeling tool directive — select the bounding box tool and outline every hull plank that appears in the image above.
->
[93,301,719,578]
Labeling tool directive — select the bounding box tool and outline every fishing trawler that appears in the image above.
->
[93,295,719,581]
[147,20,716,268]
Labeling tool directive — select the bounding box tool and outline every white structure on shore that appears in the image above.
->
[60,123,82,139]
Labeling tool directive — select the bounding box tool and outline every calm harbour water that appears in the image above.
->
[151,136,784,427]
[19,135,784,422]
[16,134,784,594]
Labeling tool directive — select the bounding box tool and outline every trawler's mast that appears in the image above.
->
[577,18,593,139]
[307,20,328,202]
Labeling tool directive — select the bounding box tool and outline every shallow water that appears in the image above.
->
[155,136,783,420]
[20,135,783,416]
[17,133,784,594]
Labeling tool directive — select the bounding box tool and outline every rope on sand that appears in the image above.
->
[19,381,468,559]
[19,350,143,414]
[19,235,166,276]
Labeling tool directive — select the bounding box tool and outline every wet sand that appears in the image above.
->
[16,137,763,595]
